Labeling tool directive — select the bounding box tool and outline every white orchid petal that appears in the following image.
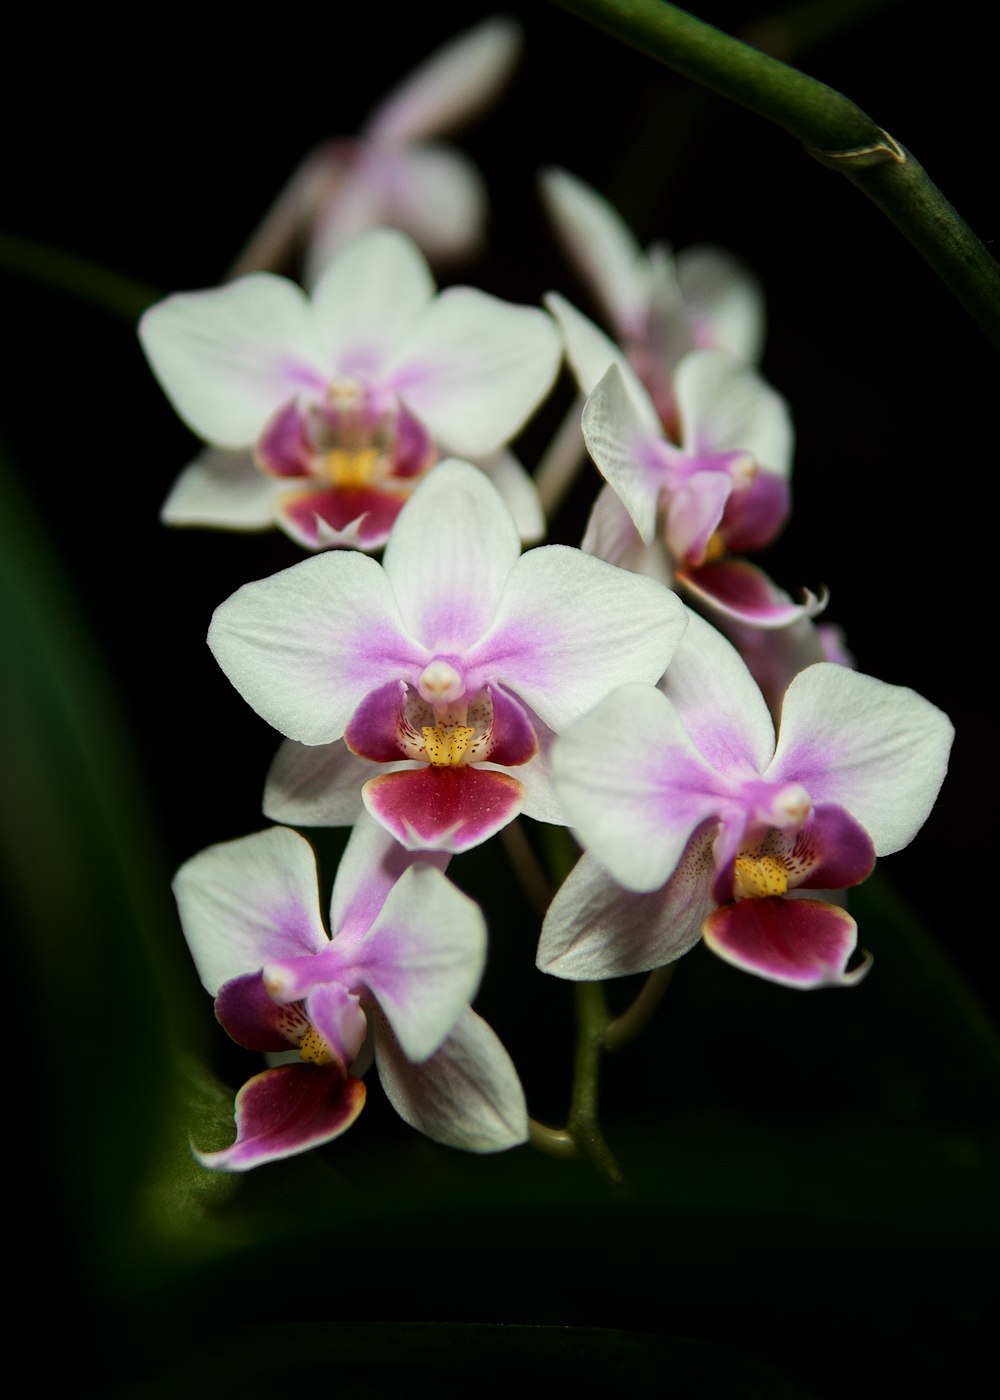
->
[539,167,648,328]
[160,448,284,529]
[390,288,561,457]
[374,1007,528,1152]
[381,459,522,651]
[263,738,372,827]
[583,363,665,544]
[365,17,523,145]
[767,664,954,856]
[329,811,449,941]
[172,828,329,995]
[139,274,324,446]
[478,448,545,544]
[311,227,436,371]
[677,244,766,363]
[551,682,725,892]
[209,552,429,746]
[544,292,656,418]
[374,144,488,262]
[675,350,793,475]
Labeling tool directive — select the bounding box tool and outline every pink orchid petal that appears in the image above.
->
[172,827,331,995]
[215,971,308,1052]
[331,811,450,946]
[345,680,408,761]
[373,1006,528,1152]
[485,686,539,766]
[720,468,791,553]
[703,896,868,989]
[677,558,824,628]
[665,469,733,566]
[194,1063,366,1171]
[256,398,313,477]
[372,145,488,263]
[785,805,876,890]
[305,981,368,1066]
[276,483,410,551]
[363,765,526,853]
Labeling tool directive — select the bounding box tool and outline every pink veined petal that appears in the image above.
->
[363,765,526,853]
[208,551,430,746]
[675,349,792,473]
[373,144,488,263]
[160,448,285,530]
[485,685,539,766]
[172,827,330,995]
[263,738,372,828]
[387,288,561,457]
[381,459,521,651]
[660,607,776,775]
[194,1063,366,1171]
[702,896,869,989]
[310,227,436,373]
[676,245,766,364]
[537,829,717,980]
[551,683,731,893]
[783,804,876,891]
[466,546,687,732]
[373,1006,528,1152]
[582,363,666,545]
[330,811,450,942]
[346,863,486,1061]
[676,557,825,629]
[539,167,649,331]
[766,663,954,856]
[139,274,326,446]
[364,17,523,146]
[719,468,791,553]
[275,482,411,551]
[215,971,309,1052]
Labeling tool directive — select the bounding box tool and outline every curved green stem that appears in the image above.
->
[0,229,160,321]
[568,982,624,1185]
[551,0,1000,346]
[602,966,675,1053]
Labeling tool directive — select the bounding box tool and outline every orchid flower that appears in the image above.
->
[541,167,764,423]
[140,227,558,551]
[173,818,527,1170]
[233,17,523,284]
[207,459,687,853]
[538,609,952,989]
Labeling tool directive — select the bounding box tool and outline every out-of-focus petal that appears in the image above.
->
[311,227,435,373]
[172,827,330,995]
[381,459,521,652]
[194,1063,365,1171]
[347,864,486,1061]
[363,765,526,852]
[677,558,824,628]
[703,896,868,989]
[468,547,686,731]
[676,245,766,364]
[139,275,325,446]
[720,468,791,553]
[376,144,488,262]
[675,350,793,474]
[208,551,429,745]
[388,289,561,457]
[581,484,673,582]
[767,664,954,856]
[478,448,545,544]
[373,1007,528,1152]
[276,483,411,551]
[545,292,655,415]
[537,832,716,979]
[364,17,523,146]
[161,448,284,529]
[539,167,648,329]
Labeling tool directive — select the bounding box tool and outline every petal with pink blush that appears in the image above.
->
[780,805,875,891]
[676,557,824,628]
[374,145,488,263]
[256,399,312,477]
[675,350,792,474]
[194,1063,366,1171]
[363,765,526,852]
[305,981,368,1066]
[331,811,450,947]
[703,896,869,989]
[664,469,732,566]
[675,246,766,364]
[720,468,791,553]
[345,680,408,761]
[484,686,538,766]
[215,971,308,1052]
[277,484,411,551]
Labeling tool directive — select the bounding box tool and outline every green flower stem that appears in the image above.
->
[551,0,1000,347]
[500,819,556,917]
[567,982,624,1184]
[602,965,676,1053]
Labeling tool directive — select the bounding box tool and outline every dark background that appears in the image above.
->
[3,3,995,1396]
